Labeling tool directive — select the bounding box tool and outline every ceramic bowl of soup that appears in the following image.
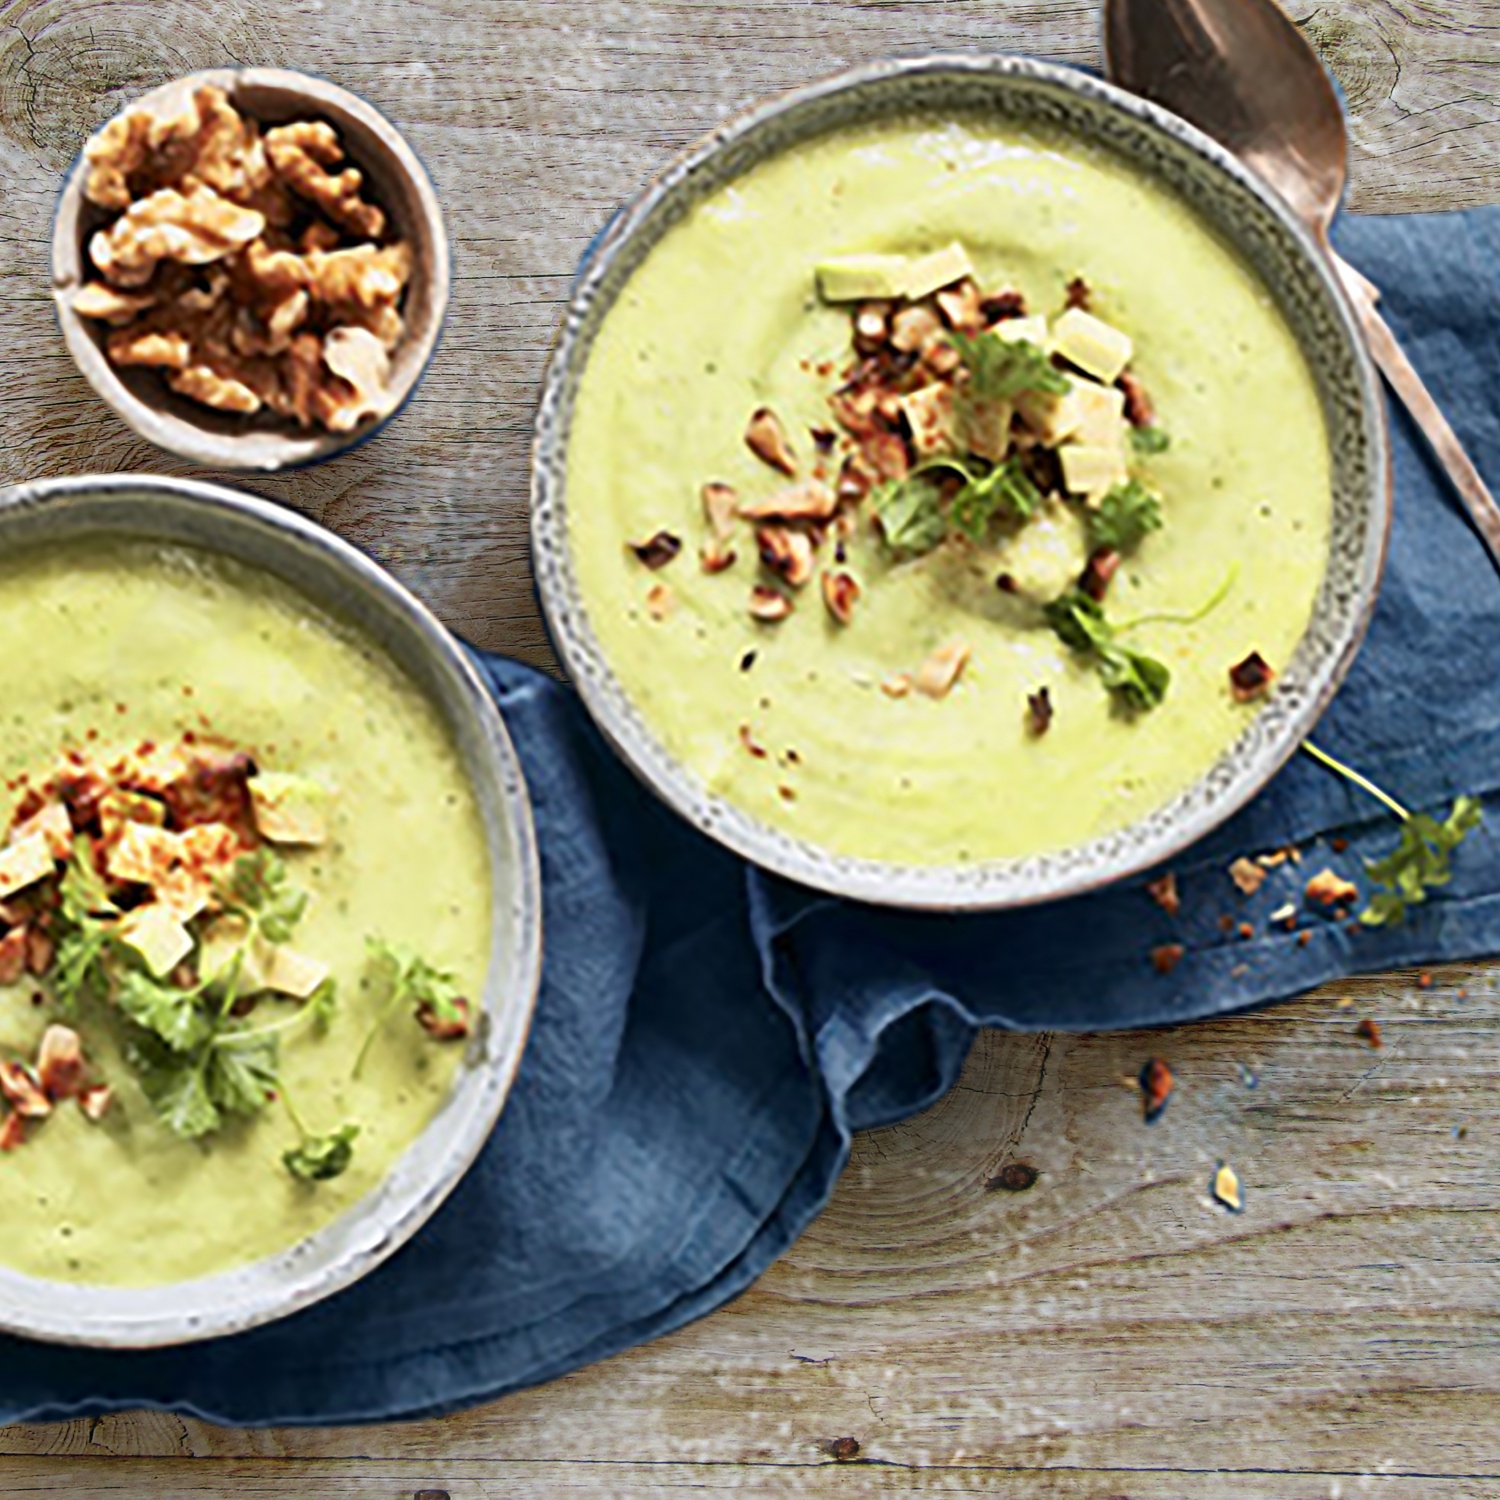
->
[0,473,540,1346]
[533,54,1388,910]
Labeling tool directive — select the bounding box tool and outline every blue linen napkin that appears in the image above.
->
[0,205,1497,1427]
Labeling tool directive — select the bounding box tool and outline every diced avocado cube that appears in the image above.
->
[814,254,911,302]
[249,773,330,846]
[1016,384,1084,446]
[990,314,1050,348]
[1069,378,1128,449]
[1050,308,1134,384]
[1060,443,1130,500]
[264,946,331,1001]
[0,833,56,900]
[902,242,976,301]
[198,915,271,996]
[118,904,192,979]
[961,396,1013,464]
[896,384,958,458]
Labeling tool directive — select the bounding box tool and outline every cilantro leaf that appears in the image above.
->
[1129,426,1171,456]
[207,1034,280,1117]
[284,1123,359,1182]
[950,455,1042,541]
[305,976,338,1030]
[51,839,118,1013]
[1088,479,1163,555]
[1361,795,1483,926]
[368,939,464,1027]
[223,849,308,944]
[1043,588,1171,712]
[136,1052,221,1140]
[950,332,1069,401]
[117,968,213,1054]
[870,471,949,555]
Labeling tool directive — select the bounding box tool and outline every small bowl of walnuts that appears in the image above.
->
[52,68,449,471]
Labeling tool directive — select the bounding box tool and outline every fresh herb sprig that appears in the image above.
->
[353,939,466,1080]
[1129,426,1171,456]
[871,455,1042,556]
[1087,479,1163,555]
[1043,589,1171,712]
[1303,742,1483,926]
[949,332,1069,401]
[51,838,121,1013]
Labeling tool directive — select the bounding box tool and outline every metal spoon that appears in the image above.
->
[1104,0,1500,567]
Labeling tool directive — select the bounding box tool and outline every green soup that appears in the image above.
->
[0,540,490,1286]
[567,116,1332,866]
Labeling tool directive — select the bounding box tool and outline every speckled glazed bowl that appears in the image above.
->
[0,474,540,1347]
[532,54,1389,912]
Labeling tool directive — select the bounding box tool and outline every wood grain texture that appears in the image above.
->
[0,0,1498,1494]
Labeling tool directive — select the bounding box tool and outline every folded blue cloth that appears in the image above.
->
[1,205,1496,1427]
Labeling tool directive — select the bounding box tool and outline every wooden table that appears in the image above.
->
[1,1,1497,1494]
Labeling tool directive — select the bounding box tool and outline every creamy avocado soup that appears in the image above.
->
[0,539,490,1286]
[567,116,1332,866]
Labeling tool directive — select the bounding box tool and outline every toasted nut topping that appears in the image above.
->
[417,995,471,1041]
[738,723,768,759]
[1229,651,1275,701]
[890,304,942,354]
[737,479,837,522]
[1229,857,1266,896]
[1211,1163,1243,1212]
[699,540,737,574]
[836,455,874,507]
[628,530,682,569]
[1150,943,1185,976]
[861,429,911,483]
[913,640,972,700]
[1355,1017,1382,1049]
[920,336,962,377]
[881,674,911,699]
[1117,370,1156,427]
[0,927,26,986]
[757,526,816,588]
[37,1025,84,1101]
[1146,872,1180,916]
[981,289,1027,323]
[0,1061,51,1119]
[745,407,797,475]
[0,1112,24,1151]
[1305,868,1358,907]
[701,481,738,539]
[78,1084,113,1122]
[853,302,891,352]
[821,570,861,625]
[810,426,837,454]
[934,279,983,333]
[1079,548,1121,602]
[1064,275,1092,311]
[749,586,793,622]
[645,582,673,621]
[1140,1056,1174,1119]
[1026,686,1053,737]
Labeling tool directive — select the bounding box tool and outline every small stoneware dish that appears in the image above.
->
[0,474,540,1348]
[533,53,1390,912]
[51,69,449,472]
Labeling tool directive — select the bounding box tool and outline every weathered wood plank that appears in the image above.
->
[0,0,1497,1493]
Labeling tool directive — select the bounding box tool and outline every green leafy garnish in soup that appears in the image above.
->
[0,540,490,1286]
[566,115,1332,866]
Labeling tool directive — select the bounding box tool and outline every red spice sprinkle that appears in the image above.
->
[84,728,98,742]
[115,703,127,714]
[1418,972,1433,989]
[1297,930,1313,947]
[1355,1017,1382,1049]
[1219,915,1236,935]
[1151,943,1185,975]
[1146,872,1180,917]
[1330,837,1349,853]
[777,784,797,802]
[1238,922,1255,940]
[182,685,195,697]
[1139,1057,1174,1120]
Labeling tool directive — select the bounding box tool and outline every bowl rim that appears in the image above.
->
[0,472,542,1347]
[50,66,451,473]
[531,50,1391,914]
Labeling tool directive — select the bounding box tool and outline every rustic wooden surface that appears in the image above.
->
[0,0,1497,1494]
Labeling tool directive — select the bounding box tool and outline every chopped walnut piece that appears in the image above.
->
[1079,548,1121,602]
[980,290,1026,323]
[853,302,891,352]
[0,1061,50,1119]
[1305,868,1358,908]
[889,303,942,354]
[83,104,156,210]
[913,640,971,700]
[749,585,793,622]
[107,329,193,370]
[701,481,738,539]
[319,324,396,431]
[0,928,26,986]
[628,530,682,569]
[71,282,159,325]
[737,479,837,522]
[78,1084,113,1123]
[265,121,385,239]
[0,1113,24,1152]
[1229,857,1267,896]
[881,674,911,699]
[1117,370,1155,427]
[836,455,874,507]
[745,407,797,475]
[1064,275,1092,311]
[1146,872,1180,916]
[645,582,673,621]
[417,995,471,1041]
[861,429,911,483]
[935,279,984,333]
[699,540,737,573]
[821,570,861,625]
[90,185,265,288]
[1139,1056,1174,1118]
[1355,1017,1382,1049]
[36,1025,84,1101]
[757,526,815,588]
[1229,651,1275,701]
[1026,686,1053,737]
[168,363,263,414]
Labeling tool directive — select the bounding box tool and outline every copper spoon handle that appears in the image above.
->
[1330,250,1500,569]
